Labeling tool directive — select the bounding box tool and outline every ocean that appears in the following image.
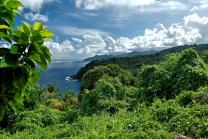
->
[39,61,88,93]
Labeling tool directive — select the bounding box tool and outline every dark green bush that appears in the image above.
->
[176,87,208,106]
[12,108,63,131]
[176,91,195,106]
[63,108,78,123]
[151,99,182,123]
[80,76,137,114]
[137,49,208,101]
[167,108,208,138]
[82,64,135,90]
[24,84,42,109]
[63,92,78,109]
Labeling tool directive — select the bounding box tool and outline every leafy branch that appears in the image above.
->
[0,0,54,121]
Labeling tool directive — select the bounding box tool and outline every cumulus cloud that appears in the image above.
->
[20,0,54,11]
[75,0,156,10]
[74,0,191,12]
[190,0,208,12]
[130,13,208,49]
[74,0,191,25]
[24,12,49,22]
[44,13,208,60]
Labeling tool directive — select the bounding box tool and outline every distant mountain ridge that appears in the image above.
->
[158,44,208,55]
[72,43,208,80]
[83,50,159,61]
[83,55,114,61]
[84,44,208,61]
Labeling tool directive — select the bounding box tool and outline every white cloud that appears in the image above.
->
[20,0,54,11]
[74,0,190,25]
[130,13,208,50]
[74,0,190,12]
[190,0,208,12]
[54,26,108,36]
[140,1,187,13]
[75,0,156,10]
[184,13,208,25]
[24,12,49,22]
[190,4,208,12]
[44,13,208,60]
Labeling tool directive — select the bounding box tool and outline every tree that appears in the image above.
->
[80,76,138,114]
[137,49,208,101]
[82,64,135,90]
[0,0,53,121]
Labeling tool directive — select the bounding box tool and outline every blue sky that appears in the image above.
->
[16,0,208,60]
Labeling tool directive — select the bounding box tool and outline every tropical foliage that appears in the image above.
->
[0,0,53,122]
[137,49,208,101]
[1,0,208,138]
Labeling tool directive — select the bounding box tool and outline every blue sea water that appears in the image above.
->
[39,61,88,93]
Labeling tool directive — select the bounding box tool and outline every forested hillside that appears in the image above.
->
[1,48,208,138]
[83,50,159,61]
[72,43,208,80]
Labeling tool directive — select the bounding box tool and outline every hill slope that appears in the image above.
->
[72,43,208,80]
[83,50,159,61]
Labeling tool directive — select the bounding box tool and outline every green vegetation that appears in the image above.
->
[72,43,208,80]
[0,0,53,125]
[82,64,134,90]
[1,47,208,138]
[1,0,208,138]
[137,49,208,101]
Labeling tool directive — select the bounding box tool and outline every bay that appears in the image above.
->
[39,61,88,93]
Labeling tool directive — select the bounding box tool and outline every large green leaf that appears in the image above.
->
[40,30,54,38]
[4,53,20,66]
[9,100,19,114]
[41,45,51,63]
[0,32,7,38]
[28,53,48,70]
[19,32,29,43]
[5,0,24,10]
[34,43,43,54]
[0,24,9,29]
[13,9,21,15]
[28,69,40,85]
[22,22,31,36]
[10,45,19,54]
[34,22,43,31]
[36,57,48,71]
[28,53,42,63]
[14,94,24,106]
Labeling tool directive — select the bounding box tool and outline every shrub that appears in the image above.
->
[137,49,208,101]
[63,108,79,123]
[62,92,78,110]
[80,76,136,114]
[151,99,182,123]
[24,84,42,109]
[82,64,135,90]
[168,107,208,138]
[176,87,208,106]
[12,108,63,131]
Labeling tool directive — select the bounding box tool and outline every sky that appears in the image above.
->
[13,0,208,60]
